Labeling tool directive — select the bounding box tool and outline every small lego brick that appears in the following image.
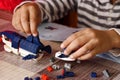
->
[24,77,33,80]
[56,75,65,79]
[91,72,97,78]
[47,66,53,72]
[102,69,110,78]
[12,35,21,49]
[24,77,29,80]
[55,51,75,61]
[49,57,55,63]
[61,68,66,75]
[41,74,49,80]
[64,63,71,70]
[52,64,60,70]
[29,78,33,80]
[34,76,41,80]
[42,45,52,54]
[0,37,2,42]
[64,71,75,77]
[22,54,37,60]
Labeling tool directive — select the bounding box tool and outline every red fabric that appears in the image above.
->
[0,0,24,13]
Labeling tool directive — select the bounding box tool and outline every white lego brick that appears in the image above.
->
[19,48,36,57]
[11,48,19,55]
[64,63,71,70]
[102,70,110,78]
[55,51,75,61]
[4,45,12,53]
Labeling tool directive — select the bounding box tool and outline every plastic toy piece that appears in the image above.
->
[64,63,72,70]
[49,57,55,63]
[91,72,97,78]
[56,75,65,79]
[24,77,30,80]
[52,64,60,70]
[41,74,49,80]
[63,71,75,77]
[24,77,33,80]
[0,31,52,60]
[55,51,75,61]
[47,66,53,72]
[0,37,2,42]
[61,68,65,75]
[34,77,41,80]
[102,69,110,78]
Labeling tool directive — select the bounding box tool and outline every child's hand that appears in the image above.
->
[61,28,120,60]
[12,2,41,36]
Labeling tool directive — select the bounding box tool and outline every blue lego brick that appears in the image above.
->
[64,71,75,77]
[34,77,41,80]
[58,54,68,58]
[26,35,33,42]
[1,31,24,41]
[24,77,33,80]
[20,39,39,54]
[43,45,52,53]
[29,78,33,80]
[33,35,44,48]
[26,35,44,48]
[56,75,65,79]
[24,77,30,80]
[22,54,37,60]
[91,72,97,78]
[11,36,22,49]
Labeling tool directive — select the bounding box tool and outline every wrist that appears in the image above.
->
[107,29,120,48]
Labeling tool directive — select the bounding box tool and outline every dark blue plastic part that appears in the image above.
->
[20,39,39,54]
[22,54,37,60]
[91,72,97,78]
[34,77,41,80]
[24,77,30,80]
[56,75,65,79]
[58,54,68,58]
[64,71,75,77]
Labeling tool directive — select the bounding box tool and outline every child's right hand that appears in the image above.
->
[12,2,41,36]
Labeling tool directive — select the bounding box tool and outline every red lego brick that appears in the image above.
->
[0,37,2,42]
[47,66,53,72]
[61,68,65,75]
[41,74,49,80]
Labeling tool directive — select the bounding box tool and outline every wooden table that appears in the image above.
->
[0,10,120,80]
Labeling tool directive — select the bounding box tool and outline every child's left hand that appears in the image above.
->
[61,28,120,60]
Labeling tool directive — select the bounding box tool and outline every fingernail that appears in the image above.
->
[60,44,64,48]
[33,33,37,37]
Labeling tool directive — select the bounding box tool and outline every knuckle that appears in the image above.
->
[89,53,94,58]
[70,34,77,40]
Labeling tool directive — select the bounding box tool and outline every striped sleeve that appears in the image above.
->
[35,0,77,22]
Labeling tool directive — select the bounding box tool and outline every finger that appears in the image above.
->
[21,7,31,35]
[12,11,24,31]
[64,36,88,55]
[78,48,97,60]
[61,31,83,49]
[69,39,96,59]
[29,6,39,36]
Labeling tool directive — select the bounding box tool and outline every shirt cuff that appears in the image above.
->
[108,28,120,57]
[109,28,120,35]
[109,48,120,57]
